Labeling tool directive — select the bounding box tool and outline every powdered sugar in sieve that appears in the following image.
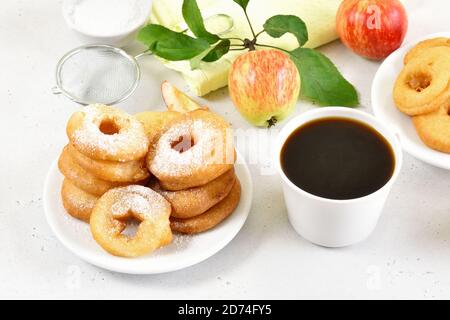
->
[55,45,140,105]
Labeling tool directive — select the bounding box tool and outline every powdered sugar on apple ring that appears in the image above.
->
[149,168,236,219]
[67,144,149,183]
[110,186,169,220]
[61,179,99,222]
[148,110,235,191]
[90,185,172,257]
[67,104,149,162]
[170,179,242,234]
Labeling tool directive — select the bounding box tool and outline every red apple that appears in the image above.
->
[336,0,408,60]
[228,49,301,127]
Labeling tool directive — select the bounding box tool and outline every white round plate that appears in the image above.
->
[372,31,450,170]
[44,151,253,275]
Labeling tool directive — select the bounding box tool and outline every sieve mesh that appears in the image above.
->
[56,45,140,105]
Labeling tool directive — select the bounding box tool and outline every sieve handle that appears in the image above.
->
[135,51,153,60]
[52,86,62,95]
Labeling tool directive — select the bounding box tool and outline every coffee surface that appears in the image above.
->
[281,117,395,200]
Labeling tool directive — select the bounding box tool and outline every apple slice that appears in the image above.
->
[161,81,206,113]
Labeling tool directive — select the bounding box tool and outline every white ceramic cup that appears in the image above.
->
[276,107,403,248]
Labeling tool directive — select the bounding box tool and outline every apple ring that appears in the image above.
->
[148,110,235,191]
[61,179,98,222]
[150,168,236,219]
[67,144,150,183]
[404,37,450,65]
[394,47,450,116]
[135,111,183,145]
[58,146,131,196]
[67,104,149,162]
[413,101,450,154]
[170,179,241,234]
[90,185,172,257]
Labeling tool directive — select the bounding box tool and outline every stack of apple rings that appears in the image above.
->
[59,104,151,222]
[59,104,176,258]
[393,38,450,153]
[57,84,243,257]
[142,109,241,235]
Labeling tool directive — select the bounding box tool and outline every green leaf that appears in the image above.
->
[202,40,231,62]
[182,0,220,44]
[264,15,308,47]
[154,37,210,61]
[137,24,210,61]
[137,24,175,48]
[190,47,214,69]
[232,0,250,10]
[189,40,231,69]
[290,48,359,107]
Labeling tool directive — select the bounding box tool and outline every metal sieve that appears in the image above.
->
[54,45,140,105]
[53,14,234,105]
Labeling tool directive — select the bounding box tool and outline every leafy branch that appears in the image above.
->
[137,0,359,107]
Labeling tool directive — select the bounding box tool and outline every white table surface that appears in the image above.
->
[1,0,449,300]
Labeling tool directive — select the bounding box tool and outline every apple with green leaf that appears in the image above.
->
[138,0,359,127]
[228,49,301,127]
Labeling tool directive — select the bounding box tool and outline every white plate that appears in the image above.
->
[371,31,450,170]
[44,151,253,275]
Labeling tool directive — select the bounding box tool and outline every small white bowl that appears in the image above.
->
[62,0,151,47]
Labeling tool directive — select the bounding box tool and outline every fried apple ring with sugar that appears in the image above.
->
[150,168,236,219]
[67,144,150,183]
[90,185,172,257]
[61,179,98,222]
[394,47,450,116]
[58,146,131,196]
[135,111,183,145]
[404,37,450,65]
[67,104,149,162]
[413,101,450,153]
[148,110,235,191]
[170,179,241,234]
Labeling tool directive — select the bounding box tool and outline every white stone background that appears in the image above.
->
[0,0,449,299]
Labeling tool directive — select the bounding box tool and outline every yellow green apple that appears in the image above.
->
[228,49,301,127]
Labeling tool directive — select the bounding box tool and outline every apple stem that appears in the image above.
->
[244,39,257,51]
[267,117,278,127]
[243,9,257,39]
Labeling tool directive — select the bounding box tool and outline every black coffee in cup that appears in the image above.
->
[280,117,395,200]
